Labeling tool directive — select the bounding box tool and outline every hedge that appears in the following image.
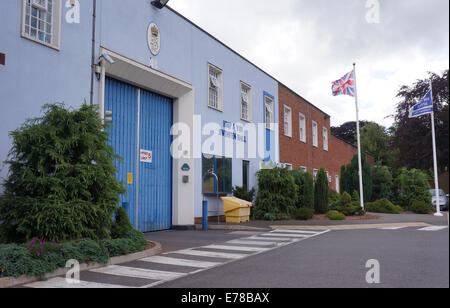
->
[365,199,403,214]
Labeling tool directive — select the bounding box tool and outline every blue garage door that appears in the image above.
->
[105,78,173,232]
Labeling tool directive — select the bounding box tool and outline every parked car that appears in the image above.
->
[429,189,449,211]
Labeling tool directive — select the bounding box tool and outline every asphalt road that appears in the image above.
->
[154,227,449,288]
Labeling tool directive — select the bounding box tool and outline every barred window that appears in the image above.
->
[22,0,61,49]
[240,82,251,121]
[208,64,222,111]
[265,96,274,130]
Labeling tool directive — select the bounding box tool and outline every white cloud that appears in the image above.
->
[168,0,449,128]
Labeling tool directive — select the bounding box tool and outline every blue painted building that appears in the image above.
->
[0,0,279,231]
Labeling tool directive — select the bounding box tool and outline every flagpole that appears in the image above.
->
[353,63,365,210]
[430,79,443,217]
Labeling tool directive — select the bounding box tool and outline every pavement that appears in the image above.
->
[19,212,449,288]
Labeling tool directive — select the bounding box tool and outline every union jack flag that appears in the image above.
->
[332,70,355,97]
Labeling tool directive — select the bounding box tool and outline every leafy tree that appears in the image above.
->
[391,70,449,172]
[0,103,126,242]
[360,122,397,167]
[314,168,329,214]
[291,169,314,209]
[340,155,373,203]
[331,121,370,145]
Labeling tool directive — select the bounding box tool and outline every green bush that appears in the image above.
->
[111,207,133,239]
[291,169,314,209]
[372,165,393,201]
[410,200,434,214]
[341,155,373,202]
[0,103,126,242]
[314,168,329,214]
[0,231,149,278]
[392,168,431,208]
[336,192,364,216]
[326,211,346,220]
[253,168,298,220]
[365,199,403,214]
[292,207,314,220]
[232,186,256,203]
[328,190,341,210]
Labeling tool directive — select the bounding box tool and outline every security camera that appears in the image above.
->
[100,52,114,64]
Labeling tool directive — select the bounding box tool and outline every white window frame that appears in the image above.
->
[312,121,318,147]
[323,126,329,151]
[300,166,307,172]
[283,105,292,137]
[299,113,306,143]
[264,95,274,130]
[240,82,252,122]
[21,0,62,50]
[326,171,331,183]
[208,63,223,111]
[284,163,293,171]
[335,175,340,193]
[313,169,318,180]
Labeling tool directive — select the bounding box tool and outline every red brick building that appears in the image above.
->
[278,83,374,192]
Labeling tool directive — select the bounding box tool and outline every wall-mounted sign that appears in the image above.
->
[0,53,5,66]
[220,120,247,143]
[181,163,191,171]
[127,173,133,185]
[148,23,161,55]
[140,149,153,164]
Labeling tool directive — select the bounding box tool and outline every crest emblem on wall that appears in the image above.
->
[148,23,161,55]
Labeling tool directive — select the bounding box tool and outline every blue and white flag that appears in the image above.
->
[409,90,433,118]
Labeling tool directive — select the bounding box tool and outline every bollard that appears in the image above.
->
[202,200,208,231]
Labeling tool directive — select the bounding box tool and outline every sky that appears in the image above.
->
[168,0,449,128]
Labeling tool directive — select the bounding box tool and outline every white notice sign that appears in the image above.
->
[140,150,153,163]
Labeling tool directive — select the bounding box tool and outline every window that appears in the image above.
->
[326,171,331,183]
[285,163,293,171]
[299,113,306,143]
[243,160,250,190]
[300,166,307,172]
[22,0,61,49]
[208,64,223,111]
[335,175,340,193]
[313,169,318,180]
[240,82,252,122]
[202,154,232,194]
[265,95,274,130]
[312,121,318,147]
[284,105,292,137]
[323,127,328,151]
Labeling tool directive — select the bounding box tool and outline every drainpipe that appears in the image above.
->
[89,0,97,105]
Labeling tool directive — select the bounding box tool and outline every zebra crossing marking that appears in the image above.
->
[24,229,330,289]
[417,226,448,231]
[90,265,185,281]
[140,256,222,269]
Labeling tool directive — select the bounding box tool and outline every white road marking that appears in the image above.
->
[227,239,278,246]
[247,236,295,241]
[25,277,130,288]
[417,226,449,231]
[270,229,322,234]
[139,256,222,269]
[202,244,270,252]
[90,265,185,281]
[169,249,248,259]
[381,227,407,230]
[227,231,265,235]
[260,233,310,238]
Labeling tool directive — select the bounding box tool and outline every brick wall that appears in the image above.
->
[278,83,374,192]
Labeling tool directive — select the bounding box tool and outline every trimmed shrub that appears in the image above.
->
[410,200,434,214]
[111,207,133,239]
[329,190,341,210]
[327,211,346,220]
[291,169,314,209]
[372,165,393,201]
[292,207,314,221]
[314,168,329,214]
[0,103,126,242]
[0,230,149,278]
[365,199,403,214]
[392,168,432,208]
[253,168,298,220]
[232,186,256,203]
